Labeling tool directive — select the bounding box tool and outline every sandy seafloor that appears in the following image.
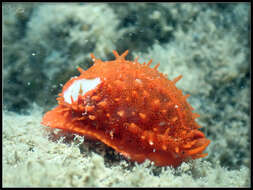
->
[3,3,251,187]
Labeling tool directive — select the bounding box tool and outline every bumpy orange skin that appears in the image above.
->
[41,50,210,167]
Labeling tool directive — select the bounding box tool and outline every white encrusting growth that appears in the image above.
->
[63,77,101,104]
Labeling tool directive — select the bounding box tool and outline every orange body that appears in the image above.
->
[41,50,210,167]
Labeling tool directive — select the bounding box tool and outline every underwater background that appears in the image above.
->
[3,2,250,187]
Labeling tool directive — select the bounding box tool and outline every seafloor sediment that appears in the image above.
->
[3,2,250,187]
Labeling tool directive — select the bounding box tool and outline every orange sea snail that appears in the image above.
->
[41,50,210,167]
